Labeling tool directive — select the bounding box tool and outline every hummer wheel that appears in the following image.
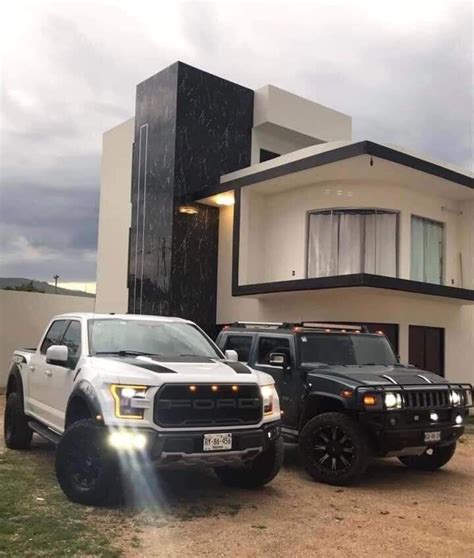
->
[214,436,284,488]
[299,412,371,486]
[56,419,119,506]
[4,391,33,450]
[398,443,456,471]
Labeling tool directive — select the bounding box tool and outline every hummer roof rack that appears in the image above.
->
[227,321,370,333]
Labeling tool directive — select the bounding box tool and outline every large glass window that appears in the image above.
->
[411,216,443,284]
[307,209,398,278]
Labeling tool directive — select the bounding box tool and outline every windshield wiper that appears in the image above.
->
[94,350,162,357]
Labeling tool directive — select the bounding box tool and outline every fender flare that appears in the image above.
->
[65,380,104,426]
[300,391,350,428]
[6,365,25,400]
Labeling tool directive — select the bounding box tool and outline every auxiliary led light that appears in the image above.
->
[455,415,463,425]
[430,412,439,422]
[108,432,147,450]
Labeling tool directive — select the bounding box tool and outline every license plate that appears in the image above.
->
[424,431,441,443]
[203,433,232,452]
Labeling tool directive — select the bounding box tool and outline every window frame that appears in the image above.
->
[410,214,445,285]
[61,320,82,368]
[256,335,293,368]
[39,320,69,355]
[222,334,255,363]
[305,207,400,279]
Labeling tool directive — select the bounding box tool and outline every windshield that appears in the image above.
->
[298,333,397,366]
[88,319,223,359]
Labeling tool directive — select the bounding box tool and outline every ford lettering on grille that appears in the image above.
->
[154,384,262,427]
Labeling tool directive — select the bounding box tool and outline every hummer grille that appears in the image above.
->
[402,390,450,410]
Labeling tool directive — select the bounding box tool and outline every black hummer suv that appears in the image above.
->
[216,322,472,485]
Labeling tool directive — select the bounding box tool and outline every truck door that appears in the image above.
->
[29,319,69,424]
[251,335,301,428]
[42,320,83,432]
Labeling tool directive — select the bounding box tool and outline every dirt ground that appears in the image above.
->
[1,395,473,557]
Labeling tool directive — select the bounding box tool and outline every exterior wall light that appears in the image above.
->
[178,205,199,215]
[214,193,235,206]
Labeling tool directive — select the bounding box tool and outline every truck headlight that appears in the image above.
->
[261,384,278,415]
[450,390,462,406]
[384,392,402,410]
[110,385,148,419]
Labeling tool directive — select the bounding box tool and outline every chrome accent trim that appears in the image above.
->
[418,375,433,384]
[382,374,398,385]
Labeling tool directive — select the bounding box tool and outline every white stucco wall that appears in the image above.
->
[240,179,469,287]
[0,291,95,388]
[216,204,474,384]
[95,118,134,313]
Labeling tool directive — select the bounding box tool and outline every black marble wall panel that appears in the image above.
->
[128,62,254,333]
[128,63,178,315]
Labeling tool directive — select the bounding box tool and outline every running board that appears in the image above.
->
[28,420,61,446]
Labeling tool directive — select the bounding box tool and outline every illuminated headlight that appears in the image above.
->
[450,390,462,407]
[384,392,403,410]
[108,431,148,450]
[261,384,278,415]
[110,385,148,419]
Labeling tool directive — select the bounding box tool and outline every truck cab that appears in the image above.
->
[216,321,472,485]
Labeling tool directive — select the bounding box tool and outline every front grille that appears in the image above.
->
[154,384,263,427]
[402,390,450,410]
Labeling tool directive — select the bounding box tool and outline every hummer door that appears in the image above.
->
[252,335,301,428]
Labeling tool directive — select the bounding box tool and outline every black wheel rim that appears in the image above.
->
[309,425,355,474]
[65,439,102,490]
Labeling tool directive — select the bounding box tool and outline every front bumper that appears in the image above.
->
[107,420,281,466]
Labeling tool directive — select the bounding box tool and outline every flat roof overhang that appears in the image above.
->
[233,274,474,303]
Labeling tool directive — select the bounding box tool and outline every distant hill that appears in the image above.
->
[0,277,95,298]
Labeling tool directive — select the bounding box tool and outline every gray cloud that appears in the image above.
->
[1,0,472,283]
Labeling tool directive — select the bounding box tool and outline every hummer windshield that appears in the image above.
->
[298,333,397,366]
[88,319,223,359]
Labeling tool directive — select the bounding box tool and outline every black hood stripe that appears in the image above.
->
[222,361,252,374]
[110,357,176,373]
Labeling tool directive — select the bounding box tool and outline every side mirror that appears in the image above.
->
[225,349,239,362]
[46,345,69,367]
[269,352,288,368]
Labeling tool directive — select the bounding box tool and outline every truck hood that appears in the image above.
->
[307,364,448,386]
[89,355,271,386]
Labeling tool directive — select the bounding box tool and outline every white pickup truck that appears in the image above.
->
[4,313,282,505]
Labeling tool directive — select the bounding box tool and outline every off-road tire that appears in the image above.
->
[398,443,457,471]
[214,436,284,488]
[299,412,371,486]
[4,391,33,450]
[55,419,119,506]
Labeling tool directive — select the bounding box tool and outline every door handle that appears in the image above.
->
[45,370,53,377]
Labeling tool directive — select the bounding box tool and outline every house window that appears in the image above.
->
[307,209,398,278]
[410,216,443,285]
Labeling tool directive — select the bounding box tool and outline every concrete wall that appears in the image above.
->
[95,118,134,314]
[0,290,95,388]
[240,180,468,287]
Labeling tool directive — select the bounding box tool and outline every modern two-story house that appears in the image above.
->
[95,62,473,384]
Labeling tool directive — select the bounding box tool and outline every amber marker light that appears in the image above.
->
[231,385,239,392]
[189,385,197,392]
[211,385,218,392]
[340,389,353,398]
[363,394,378,406]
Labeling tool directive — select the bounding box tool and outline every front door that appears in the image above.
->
[409,325,444,376]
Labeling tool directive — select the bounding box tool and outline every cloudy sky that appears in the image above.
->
[1,0,472,290]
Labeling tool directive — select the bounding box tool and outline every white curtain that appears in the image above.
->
[411,216,443,284]
[308,213,338,277]
[338,213,363,275]
[308,210,398,279]
[374,212,397,277]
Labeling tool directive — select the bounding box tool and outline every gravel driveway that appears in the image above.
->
[1,395,473,557]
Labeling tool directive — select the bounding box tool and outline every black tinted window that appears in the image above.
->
[258,337,291,365]
[61,321,82,366]
[224,336,253,362]
[298,334,397,365]
[40,320,68,354]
